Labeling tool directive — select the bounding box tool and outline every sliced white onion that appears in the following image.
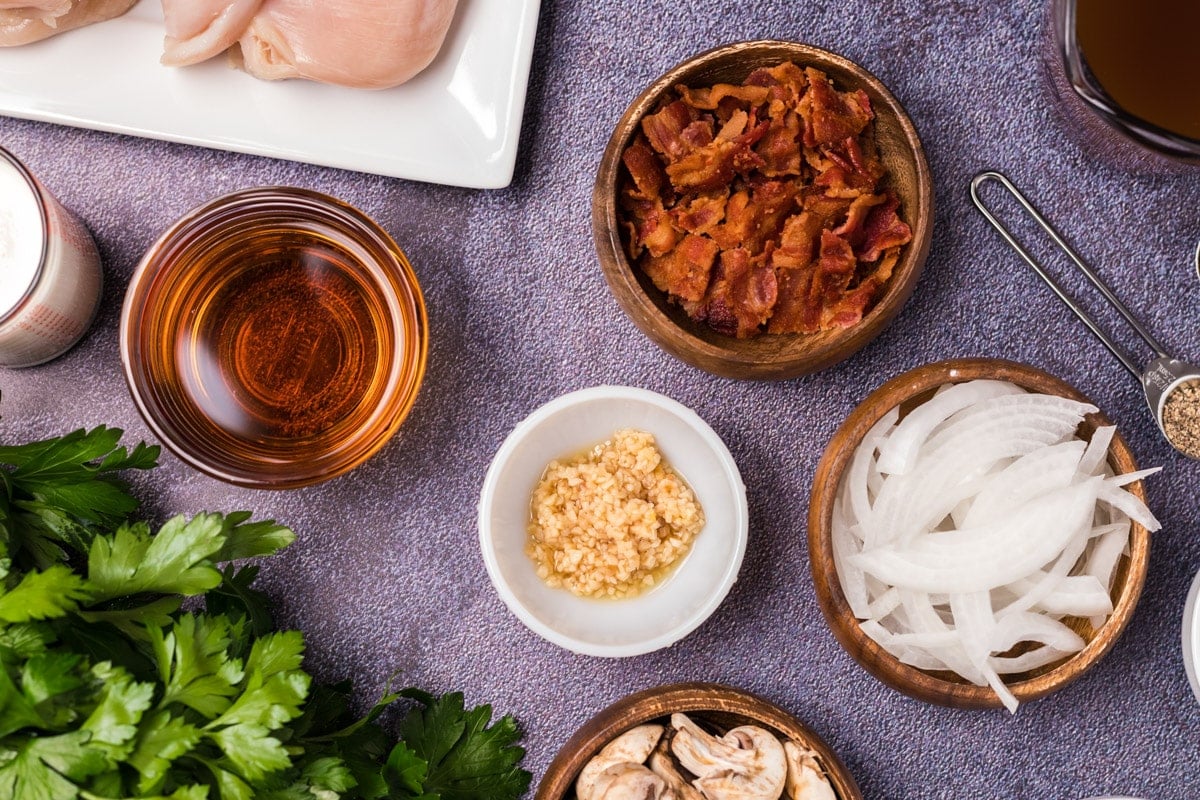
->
[1097,478,1161,531]
[1109,466,1162,487]
[851,480,1100,593]
[874,380,1024,476]
[832,378,1163,713]
[1078,425,1116,477]
[960,440,1086,529]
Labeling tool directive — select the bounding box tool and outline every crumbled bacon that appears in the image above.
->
[671,193,728,236]
[677,83,770,111]
[642,233,719,303]
[695,248,778,337]
[621,137,667,201]
[859,195,913,262]
[617,61,912,338]
[621,196,677,259]
[800,67,874,148]
[756,111,803,177]
[642,100,700,160]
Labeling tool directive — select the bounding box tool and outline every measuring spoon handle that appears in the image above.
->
[970,170,1168,379]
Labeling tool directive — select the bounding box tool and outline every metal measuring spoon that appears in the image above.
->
[970,171,1200,459]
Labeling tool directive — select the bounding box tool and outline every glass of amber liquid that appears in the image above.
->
[121,187,428,489]
[1046,0,1200,166]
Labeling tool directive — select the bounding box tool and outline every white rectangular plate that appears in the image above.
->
[0,0,541,189]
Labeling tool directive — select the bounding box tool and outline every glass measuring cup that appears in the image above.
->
[1045,0,1200,168]
[970,170,1200,459]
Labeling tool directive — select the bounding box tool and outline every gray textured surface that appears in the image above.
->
[3,2,1200,798]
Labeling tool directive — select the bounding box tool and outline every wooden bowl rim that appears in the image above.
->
[592,39,935,380]
[534,681,862,800]
[806,357,1151,709]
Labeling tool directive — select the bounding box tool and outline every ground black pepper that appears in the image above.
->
[1162,379,1200,459]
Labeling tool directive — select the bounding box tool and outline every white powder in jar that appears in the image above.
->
[0,149,102,368]
[0,154,44,320]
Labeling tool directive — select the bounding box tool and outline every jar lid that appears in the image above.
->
[1185,568,1200,705]
[0,148,46,323]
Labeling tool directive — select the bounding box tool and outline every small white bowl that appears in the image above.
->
[1184,568,1200,705]
[478,386,748,657]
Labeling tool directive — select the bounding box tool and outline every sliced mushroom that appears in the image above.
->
[669,714,787,800]
[590,762,675,800]
[783,741,836,800]
[576,724,666,800]
[648,737,704,800]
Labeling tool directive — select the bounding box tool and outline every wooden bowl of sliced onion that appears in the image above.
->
[808,358,1157,710]
[535,682,861,800]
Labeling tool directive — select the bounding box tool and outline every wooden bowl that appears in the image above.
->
[535,682,861,800]
[808,358,1152,708]
[592,40,934,380]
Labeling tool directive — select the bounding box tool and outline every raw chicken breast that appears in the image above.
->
[0,0,135,45]
[160,0,260,66]
[161,0,458,90]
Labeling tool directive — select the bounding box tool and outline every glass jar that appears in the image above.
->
[0,146,103,368]
[1045,0,1200,168]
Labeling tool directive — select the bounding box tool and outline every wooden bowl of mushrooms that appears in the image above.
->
[535,682,861,800]
[593,40,934,380]
[808,358,1157,711]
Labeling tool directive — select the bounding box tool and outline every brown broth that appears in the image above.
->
[1076,0,1200,140]
[173,230,387,443]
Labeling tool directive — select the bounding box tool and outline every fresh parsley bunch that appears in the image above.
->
[0,427,531,800]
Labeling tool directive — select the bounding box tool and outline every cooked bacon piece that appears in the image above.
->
[677,82,770,111]
[766,262,817,334]
[716,108,750,140]
[822,247,900,328]
[763,61,807,98]
[681,120,715,150]
[823,135,884,191]
[821,280,877,329]
[622,137,667,201]
[642,233,719,303]
[800,189,853,231]
[742,179,798,255]
[809,231,859,315]
[758,62,809,127]
[755,110,802,177]
[859,194,912,262]
[710,190,752,251]
[833,192,887,248]
[697,248,778,337]
[767,213,823,333]
[671,193,728,236]
[713,95,748,125]
[666,120,768,192]
[621,196,678,259]
[799,67,873,149]
[842,134,884,185]
[772,211,824,270]
[665,139,740,193]
[643,100,701,161]
[770,231,859,334]
[709,181,797,254]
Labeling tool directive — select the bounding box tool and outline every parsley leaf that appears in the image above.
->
[395,691,531,800]
[205,565,275,637]
[0,565,89,623]
[125,710,201,793]
[0,427,158,566]
[87,516,226,600]
[150,614,244,717]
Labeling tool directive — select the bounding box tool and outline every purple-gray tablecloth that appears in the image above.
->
[3,2,1199,798]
